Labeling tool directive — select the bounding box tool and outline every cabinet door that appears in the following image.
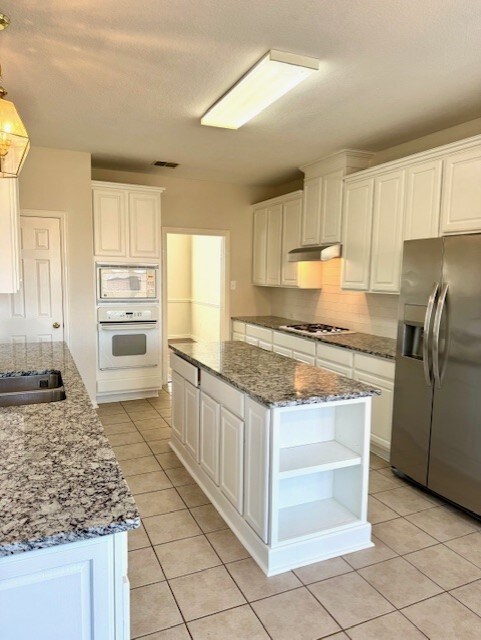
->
[220,407,244,513]
[244,398,270,542]
[245,336,259,347]
[273,345,292,358]
[232,332,246,342]
[301,177,322,246]
[370,170,405,293]
[281,196,302,286]
[320,170,344,243]
[354,370,394,452]
[128,191,161,258]
[184,381,200,461]
[200,392,220,483]
[316,358,353,378]
[171,371,185,442]
[93,188,128,257]
[252,208,268,285]
[265,204,283,286]
[0,179,20,293]
[441,145,481,234]
[404,160,442,240]
[293,351,316,365]
[341,179,374,290]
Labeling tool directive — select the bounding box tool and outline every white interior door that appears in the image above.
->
[0,216,64,344]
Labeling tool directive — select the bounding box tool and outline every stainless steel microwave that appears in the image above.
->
[97,264,158,301]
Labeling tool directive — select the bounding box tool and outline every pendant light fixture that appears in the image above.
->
[0,12,30,177]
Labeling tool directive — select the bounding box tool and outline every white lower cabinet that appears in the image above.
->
[184,381,200,461]
[316,342,354,378]
[200,391,221,484]
[0,533,128,640]
[171,371,185,442]
[244,399,270,543]
[220,407,244,514]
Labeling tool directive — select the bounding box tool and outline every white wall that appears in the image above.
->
[167,234,192,338]
[191,235,222,342]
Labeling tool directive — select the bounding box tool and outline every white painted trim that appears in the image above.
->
[370,435,390,461]
[20,209,70,347]
[92,180,165,194]
[252,190,303,209]
[162,227,230,385]
[167,298,191,304]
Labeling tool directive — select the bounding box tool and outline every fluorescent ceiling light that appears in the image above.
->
[201,50,319,129]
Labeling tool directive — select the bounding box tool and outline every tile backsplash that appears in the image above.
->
[269,259,399,338]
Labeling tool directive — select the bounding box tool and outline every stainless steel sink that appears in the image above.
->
[0,371,66,407]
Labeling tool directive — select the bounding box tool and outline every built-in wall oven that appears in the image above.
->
[97,306,159,371]
[97,264,158,302]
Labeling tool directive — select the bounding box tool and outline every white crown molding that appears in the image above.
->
[92,180,165,194]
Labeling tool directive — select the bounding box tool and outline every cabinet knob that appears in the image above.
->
[52,322,61,329]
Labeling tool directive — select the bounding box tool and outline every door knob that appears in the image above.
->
[53,322,61,329]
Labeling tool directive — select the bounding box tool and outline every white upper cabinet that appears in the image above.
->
[369,170,405,293]
[0,178,21,293]
[320,170,344,244]
[281,196,302,286]
[128,191,161,258]
[92,181,163,259]
[440,145,481,234]
[265,204,283,286]
[301,177,322,246]
[403,160,442,240]
[341,178,374,291]
[252,207,268,285]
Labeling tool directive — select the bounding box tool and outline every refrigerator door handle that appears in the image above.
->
[423,282,439,386]
[433,282,449,389]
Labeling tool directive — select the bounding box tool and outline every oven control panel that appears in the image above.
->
[97,305,159,322]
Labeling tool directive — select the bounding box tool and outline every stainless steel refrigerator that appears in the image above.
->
[391,234,481,516]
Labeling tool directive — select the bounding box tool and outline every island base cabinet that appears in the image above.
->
[244,399,270,543]
[200,391,221,484]
[171,370,185,442]
[0,532,129,640]
[220,407,244,514]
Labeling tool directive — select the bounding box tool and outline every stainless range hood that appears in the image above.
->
[288,243,342,262]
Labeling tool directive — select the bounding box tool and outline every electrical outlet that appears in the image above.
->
[230,280,236,290]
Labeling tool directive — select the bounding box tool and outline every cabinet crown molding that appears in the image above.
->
[92,180,165,194]
[344,132,481,182]
[252,190,303,209]
[300,149,374,179]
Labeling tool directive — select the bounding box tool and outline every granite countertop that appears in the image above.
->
[232,316,397,360]
[170,341,380,408]
[0,342,139,557]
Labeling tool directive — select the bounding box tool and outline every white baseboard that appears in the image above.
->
[167,334,193,340]
[370,435,390,461]
[97,390,159,404]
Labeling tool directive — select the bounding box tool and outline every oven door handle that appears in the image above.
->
[99,323,158,331]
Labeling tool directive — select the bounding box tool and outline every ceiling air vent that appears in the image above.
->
[153,160,179,168]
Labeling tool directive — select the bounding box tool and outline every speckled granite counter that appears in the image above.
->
[232,315,397,360]
[170,341,379,407]
[0,342,139,556]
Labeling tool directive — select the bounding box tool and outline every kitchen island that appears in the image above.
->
[0,342,139,640]
[169,341,379,576]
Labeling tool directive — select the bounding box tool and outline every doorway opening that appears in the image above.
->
[162,228,229,384]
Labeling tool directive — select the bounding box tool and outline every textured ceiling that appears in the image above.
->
[2,0,481,185]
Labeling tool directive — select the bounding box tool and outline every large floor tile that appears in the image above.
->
[451,579,481,616]
[226,557,301,601]
[206,529,250,563]
[128,523,151,551]
[102,421,137,435]
[190,504,227,533]
[369,470,404,493]
[177,483,210,508]
[126,470,172,495]
[138,625,190,639]
[403,592,481,639]
[107,431,145,446]
[346,611,426,639]
[134,488,185,518]
[120,455,161,477]
[164,467,194,487]
[112,442,151,461]
[187,604,269,640]
[128,547,165,588]
[169,565,246,621]
[358,556,442,608]
[446,531,481,567]
[98,413,131,426]
[374,486,438,516]
[367,496,398,524]
[126,409,160,421]
[143,509,202,545]
[148,440,172,454]
[369,454,390,470]
[308,572,394,629]
[406,544,481,590]
[135,417,170,431]
[293,556,353,585]
[407,506,480,542]
[252,587,340,640]
[130,582,182,638]
[343,535,397,569]
[154,535,221,578]
[141,426,172,441]
[156,451,183,470]
[372,517,437,554]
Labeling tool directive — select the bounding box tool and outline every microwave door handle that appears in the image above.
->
[423,282,439,386]
[100,323,158,331]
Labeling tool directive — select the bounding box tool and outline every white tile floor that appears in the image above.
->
[98,394,481,640]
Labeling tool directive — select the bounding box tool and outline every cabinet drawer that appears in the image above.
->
[232,321,246,334]
[354,353,395,380]
[170,353,199,387]
[201,370,244,418]
[245,324,273,343]
[316,343,354,367]
[273,332,316,355]
[316,358,353,378]
[232,332,246,342]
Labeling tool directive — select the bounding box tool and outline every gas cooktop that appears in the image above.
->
[279,323,353,336]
